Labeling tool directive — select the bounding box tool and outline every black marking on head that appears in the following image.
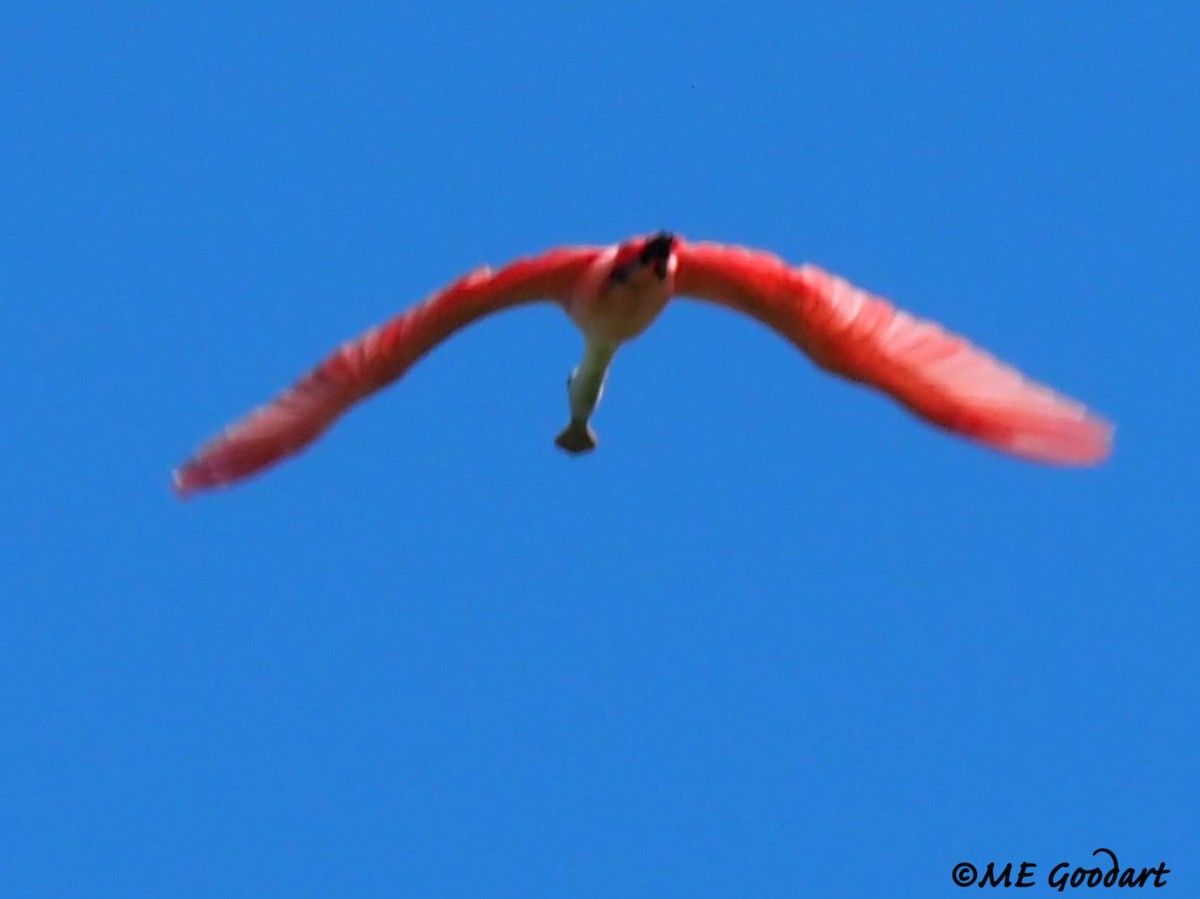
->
[639,231,675,265]
[639,231,675,280]
[608,232,676,285]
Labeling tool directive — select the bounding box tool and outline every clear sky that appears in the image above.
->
[3,2,1197,896]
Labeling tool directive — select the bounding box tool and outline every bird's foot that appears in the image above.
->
[555,421,597,455]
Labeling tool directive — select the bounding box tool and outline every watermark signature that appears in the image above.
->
[952,848,1169,891]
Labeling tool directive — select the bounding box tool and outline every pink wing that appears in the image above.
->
[674,241,1112,465]
[174,246,602,496]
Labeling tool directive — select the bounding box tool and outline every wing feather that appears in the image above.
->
[174,246,601,496]
[674,241,1112,465]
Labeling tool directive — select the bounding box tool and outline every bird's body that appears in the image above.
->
[173,232,1112,496]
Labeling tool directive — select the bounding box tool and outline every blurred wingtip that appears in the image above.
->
[1069,414,1116,466]
[172,465,199,500]
[1005,413,1115,467]
[1093,419,1117,464]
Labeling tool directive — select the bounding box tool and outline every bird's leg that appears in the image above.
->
[555,339,617,454]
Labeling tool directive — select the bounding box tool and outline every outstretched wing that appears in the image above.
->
[674,241,1112,465]
[174,246,602,496]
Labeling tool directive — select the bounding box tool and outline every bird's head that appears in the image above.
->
[608,231,677,285]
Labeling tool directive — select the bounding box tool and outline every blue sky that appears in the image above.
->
[3,2,1197,896]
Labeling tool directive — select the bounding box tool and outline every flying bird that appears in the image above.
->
[173,232,1112,496]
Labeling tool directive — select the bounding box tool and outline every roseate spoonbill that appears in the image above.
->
[173,232,1112,496]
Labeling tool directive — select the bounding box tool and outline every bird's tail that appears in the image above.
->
[555,420,597,455]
